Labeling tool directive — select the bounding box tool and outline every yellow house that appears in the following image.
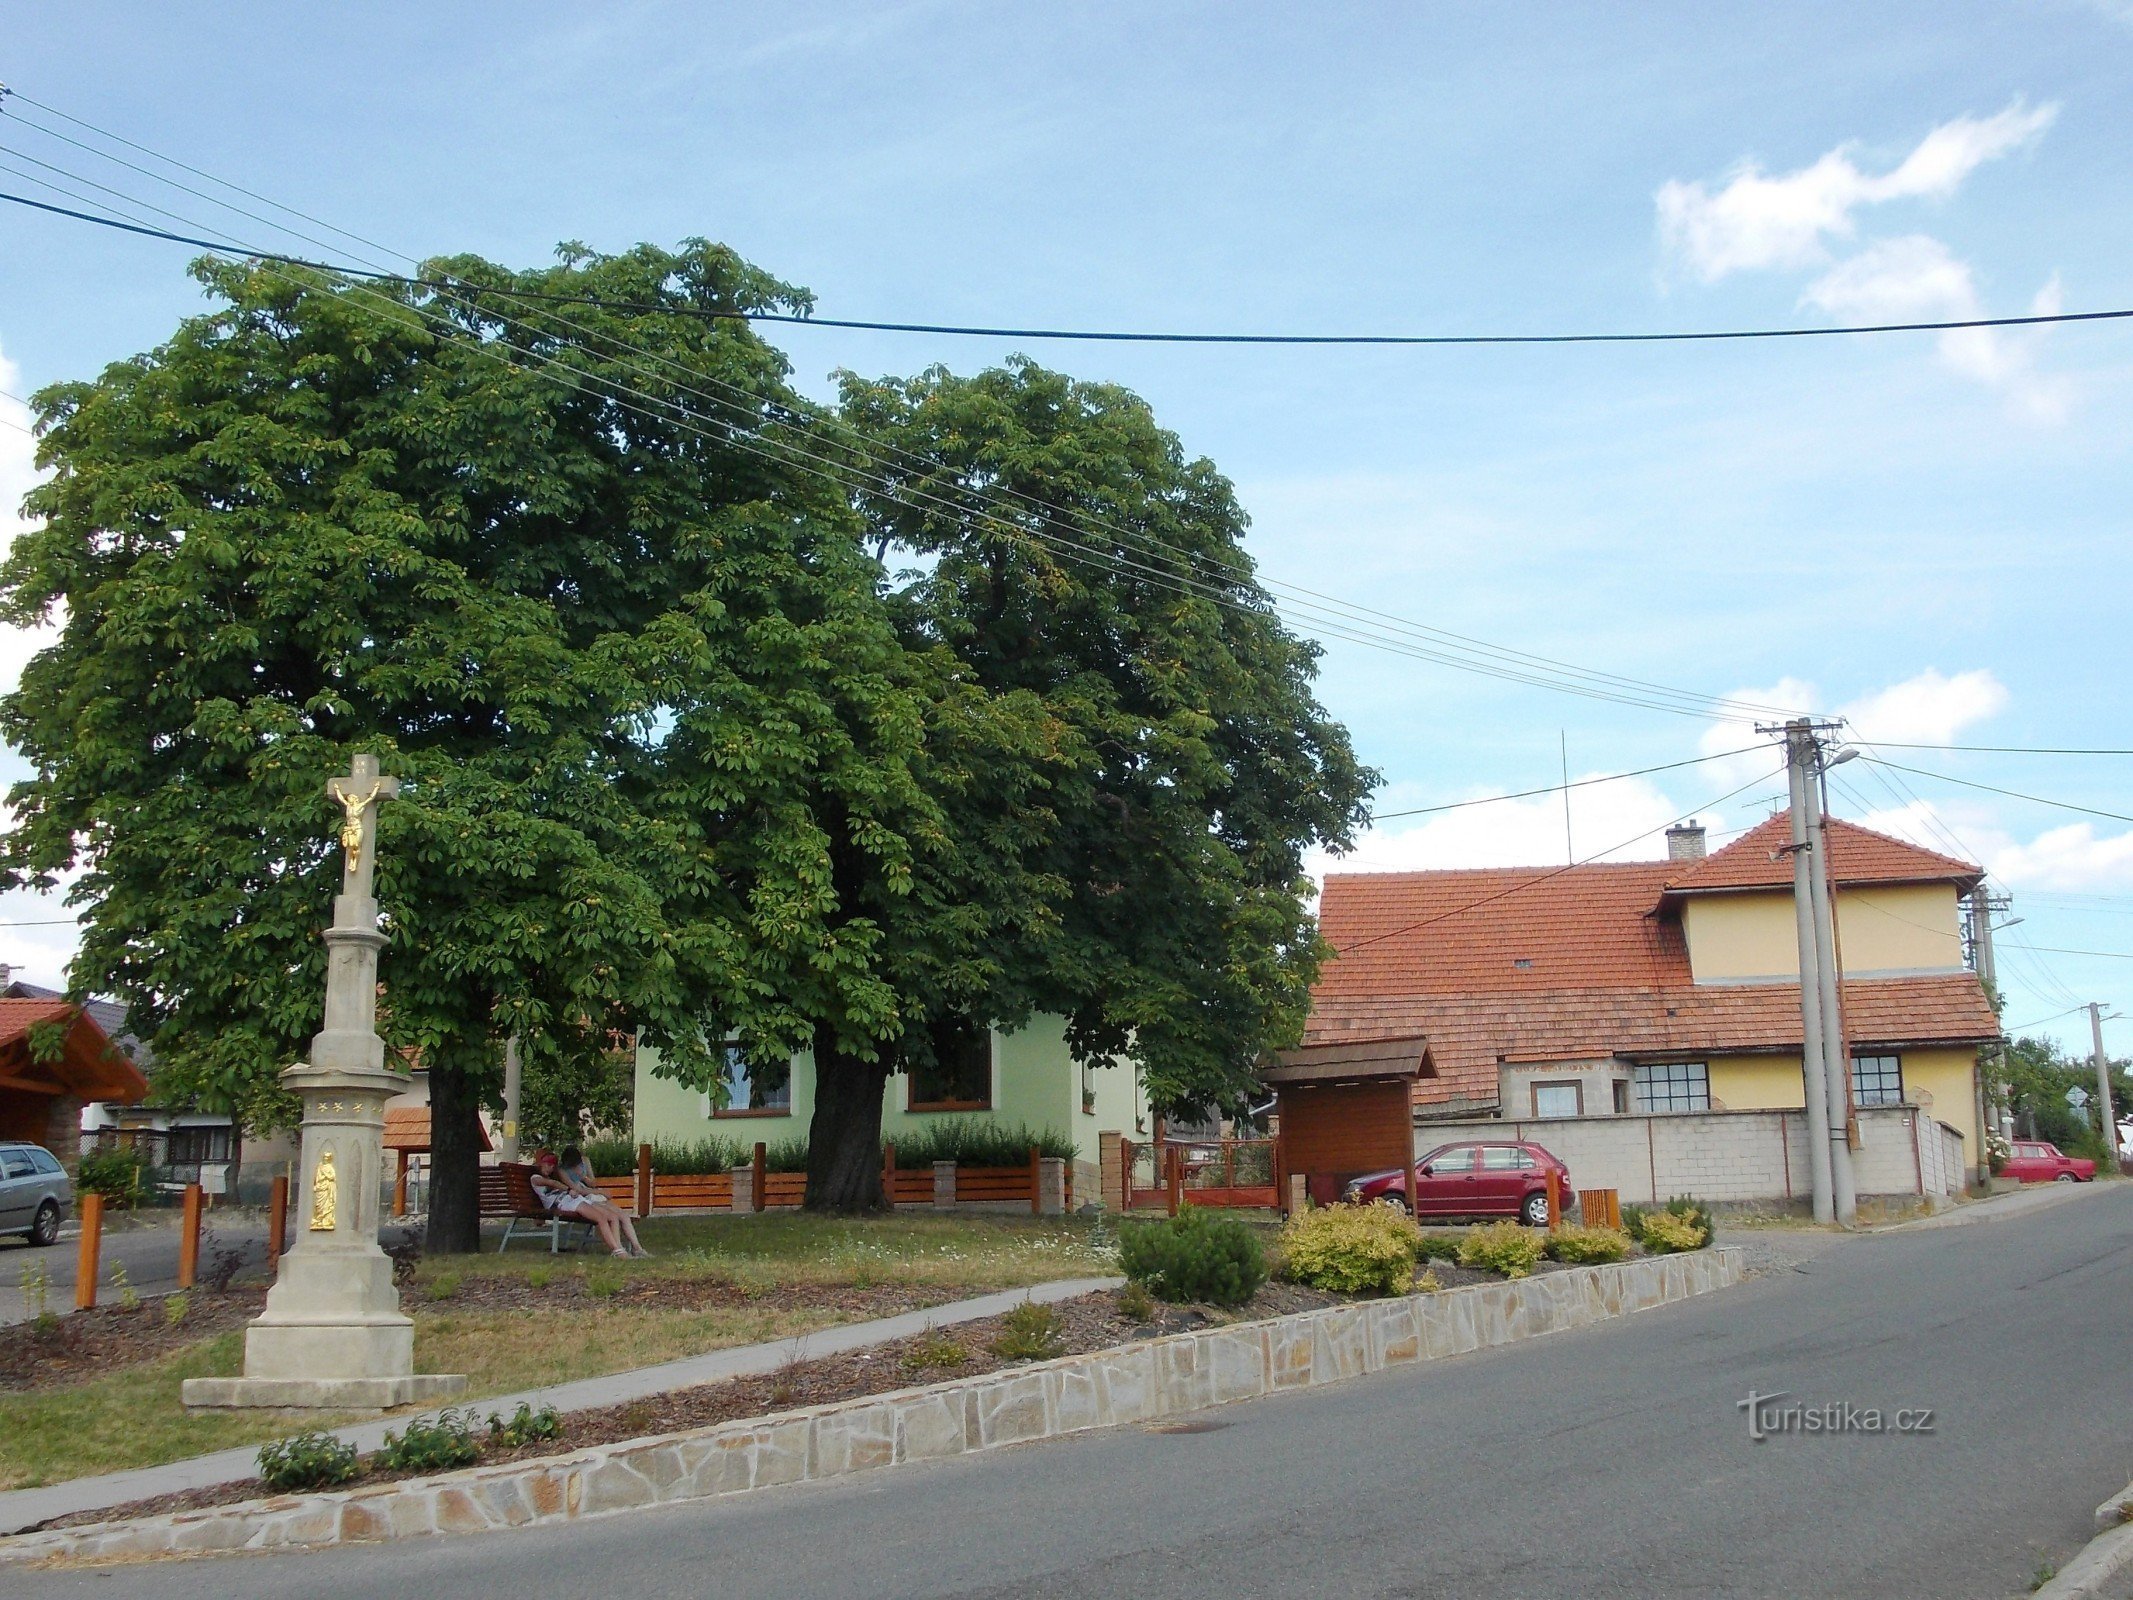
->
[1307,813,2001,1185]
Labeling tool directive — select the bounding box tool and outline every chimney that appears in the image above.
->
[1665,823,1707,861]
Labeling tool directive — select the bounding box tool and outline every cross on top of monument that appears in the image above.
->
[326,753,400,898]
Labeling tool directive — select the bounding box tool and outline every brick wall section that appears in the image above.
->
[1418,1106,1961,1204]
[1098,1131,1125,1213]
[42,1096,81,1166]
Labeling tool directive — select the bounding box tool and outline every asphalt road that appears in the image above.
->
[0,1213,275,1324]
[13,1187,2133,1600]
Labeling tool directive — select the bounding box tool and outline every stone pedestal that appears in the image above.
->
[183,755,464,1412]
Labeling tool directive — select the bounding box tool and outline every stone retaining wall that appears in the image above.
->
[0,1248,1741,1567]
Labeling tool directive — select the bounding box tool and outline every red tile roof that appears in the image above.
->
[0,998,150,1104]
[1663,812,1981,895]
[1310,816,1996,1112]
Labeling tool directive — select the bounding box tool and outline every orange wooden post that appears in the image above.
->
[74,1191,103,1311]
[636,1141,654,1218]
[1405,1157,1419,1217]
[881,1142,896,1212]
[177,1183,204,1289]
[1029,1144,1041,1217]
[752,1142,767,1213]
[268,1172,289,1273]
[1546,1168,1562,1232]
[393,1150,409,1217]
[1166,1146,1182,1217]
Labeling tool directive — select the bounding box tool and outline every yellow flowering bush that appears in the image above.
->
[1458,1220,1548,1279]
[1280,1203,1423,1295]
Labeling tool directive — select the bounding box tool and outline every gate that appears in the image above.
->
[1121,1138,1280,1212]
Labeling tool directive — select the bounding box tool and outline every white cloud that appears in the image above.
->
[1838,666,2011,745]
[1803,239,2071,421]
[1988,822,2133,892]
[1657,101,2057,282]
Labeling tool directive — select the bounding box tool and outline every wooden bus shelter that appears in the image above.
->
[1264,1035,1434,1210]
[382,1105,489,1216]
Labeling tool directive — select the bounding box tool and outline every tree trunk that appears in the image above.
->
[804,1031,889,1213]
[425,1061,486,1254]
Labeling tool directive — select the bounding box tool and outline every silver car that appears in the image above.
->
[0,1141,71,1246]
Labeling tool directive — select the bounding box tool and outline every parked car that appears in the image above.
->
[2001,1139,2096,1184]
[1344,1141,1573,1226]
[0,1141,72,1246]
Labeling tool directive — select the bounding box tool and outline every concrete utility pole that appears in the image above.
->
[2090,1003,2119,1164]
[500,1034,523,1162]
[1781,724,1835,1224]
[1805,753,1859,1224]
[1970,890,2008,1175]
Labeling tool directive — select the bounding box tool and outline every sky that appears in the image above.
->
[1,2,2130,1060]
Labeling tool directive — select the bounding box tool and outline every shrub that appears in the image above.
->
[1414,1230,1465,1263]
[76,1147,144,1208]
[887,1123,1076,1168]
[163,1289,190,1326]
[900,1331,970,1374]
[1638,1210,1706,1253]
[258,1431,360,1492]
[1118,1207,1268,1308]
[375,1410,482,1474]
[1279,1204,1422,1296]
[990,1301,1065,1362]
[1458,1221,1547,1279]
[486,1403,562,1449]
[1416,1267,1443,1294]
[1115,1280,1156,1322]
[1544,1224,1632,1265]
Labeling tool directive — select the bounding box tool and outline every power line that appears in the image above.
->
[1856,755,2133,826]
[0,127,1805,727]
[6,181,2132,351]
[1367,743,1771,822]
[1332,765,1783,956]
[2005,942,2133,962]
[1857,741,2133,756]
[1,178,1785,724]
[2006,1004,2091,1032]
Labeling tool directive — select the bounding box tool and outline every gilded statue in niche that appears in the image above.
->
[309,1148,338,1232]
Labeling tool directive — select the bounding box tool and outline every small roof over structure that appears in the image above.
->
[382,1105,489,1154]
[0,998,148,1150]
[1265,1034,1435,1088]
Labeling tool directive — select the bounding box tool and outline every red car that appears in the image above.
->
[2001,1139,2096,1184]
[1344,1141,1573,1226]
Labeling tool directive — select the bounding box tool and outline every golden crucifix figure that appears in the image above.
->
[309,1148,338,1231]
[331,781,383,874]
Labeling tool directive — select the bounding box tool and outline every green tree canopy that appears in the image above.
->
[0,241,977,1242]
[838,358,1374,1117]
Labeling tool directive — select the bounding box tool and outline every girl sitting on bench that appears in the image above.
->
[529,1148,650,1258]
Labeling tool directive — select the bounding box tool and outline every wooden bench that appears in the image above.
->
[480,1161,595,1253]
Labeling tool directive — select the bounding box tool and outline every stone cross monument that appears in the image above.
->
[183,754,466,1411]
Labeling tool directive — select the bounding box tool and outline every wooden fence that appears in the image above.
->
[564,1143,1066,1217]
[1122,1138,1280,1213]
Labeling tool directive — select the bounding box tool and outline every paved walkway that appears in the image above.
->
[0,1274,1119,1536]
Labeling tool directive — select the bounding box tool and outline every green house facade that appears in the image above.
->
[632,1015,1148,1196]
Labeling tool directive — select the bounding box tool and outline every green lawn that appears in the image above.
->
[423,1210,1117,1294]
[1,1213,1118,1493]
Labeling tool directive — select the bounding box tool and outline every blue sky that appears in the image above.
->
[1,2,2130,1059]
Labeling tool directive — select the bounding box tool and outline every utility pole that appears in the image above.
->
[1970,889,2009,1178]
[1560,731,1573,865]
[1779,723,1835,1224]
[499,1034,522,1162]
[2089,1003,2119,1165]
[1802,733,1859,1224]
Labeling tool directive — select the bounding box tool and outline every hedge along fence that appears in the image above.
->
[558,1128,1079,1218]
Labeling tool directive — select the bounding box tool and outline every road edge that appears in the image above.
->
[0,1248,1741,1567]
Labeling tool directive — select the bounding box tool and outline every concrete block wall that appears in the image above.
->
[1418,1105,1958,1205]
